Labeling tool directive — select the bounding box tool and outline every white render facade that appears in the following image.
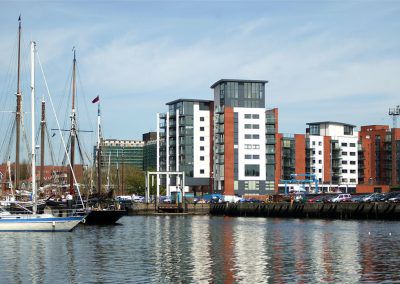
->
[307,121,358,192]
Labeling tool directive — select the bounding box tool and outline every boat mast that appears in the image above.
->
[69,49,77,195]
[96,102,102,194]
[39,100,45,187]
[15,16,22,191]
[30,41,37,214]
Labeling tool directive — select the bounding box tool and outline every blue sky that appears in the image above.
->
[0,1,399,142]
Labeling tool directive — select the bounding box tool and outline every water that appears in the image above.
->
[0,216,399,283]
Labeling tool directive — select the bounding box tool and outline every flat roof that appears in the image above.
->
[166,99,213,105]
[210,79,268,89]
[306,121,356,128]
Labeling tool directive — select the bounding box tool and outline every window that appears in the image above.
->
[200,146,205,151]
[344,125,353,135]
[253,134,260,139]
[252,114,259,119]
[318,151,322,155]
[350,178,356,183]
[342,160,348,164]
[310,125,320,135]
[244,144,252,149]
[350,161,356,165]
[200,136,204,141]
[350,152,356,156]
[200,156,205,161]
[253,124,259,129]
[245,124,252,129]
[253,145,260,149]
[342,152,347,155]
[244,114,251,119]
[342,169,348,173]
[319,142,322,146]
[200,117,205,121]
[253,155,260,159]
[245,155,252,159]
[312,141,315,146]
[200,169,205,174]
[319,160,322,164]
[350,170,356,174]
[200,127,205,131]
[319,169,322,173]
[245,165,260,177]
[350,143,356,147]
[341,143,347,147]
[245,134,252,139]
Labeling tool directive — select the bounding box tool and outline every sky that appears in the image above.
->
[0,0,399,143]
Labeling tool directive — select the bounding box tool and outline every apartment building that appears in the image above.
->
[358,125,400,192]
[211,79,273,196]
[157,99,213,195]
[275,122,358,193]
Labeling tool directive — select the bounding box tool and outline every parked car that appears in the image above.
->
[363,193,383,203]
[331,194,352,203]
[350,195,366,202]
[388,193,400,203]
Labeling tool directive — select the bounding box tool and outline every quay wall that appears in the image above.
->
[210,202,400,220]
[126,203,210,215]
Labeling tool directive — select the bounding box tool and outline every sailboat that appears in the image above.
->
[0,19,85,232]
[83,98,126,225]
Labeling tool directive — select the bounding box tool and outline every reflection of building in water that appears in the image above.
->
[293,221,306,281]
[222,217,235,283]
[232,218,268,283]
[190,216,212,281]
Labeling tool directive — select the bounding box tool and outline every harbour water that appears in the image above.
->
[0,216,399,283]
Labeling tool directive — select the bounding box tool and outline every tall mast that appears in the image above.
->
[15,16,22,190]
[96,102,102,194]
[39,100,45,187]
[30,41,37,214]
[69,49,77,194]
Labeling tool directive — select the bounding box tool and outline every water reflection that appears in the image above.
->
[0,217,399,283]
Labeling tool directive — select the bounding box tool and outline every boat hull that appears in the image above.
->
[84,209,125,225]
[0,215,84,232]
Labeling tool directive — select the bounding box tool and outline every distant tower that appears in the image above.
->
[389,105,400,128]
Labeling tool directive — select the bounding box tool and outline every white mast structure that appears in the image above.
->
[30,41,37,214]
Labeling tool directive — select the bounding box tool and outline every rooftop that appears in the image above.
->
[210,79,268,89]
[166,99,214,106]
[306,121,356,128]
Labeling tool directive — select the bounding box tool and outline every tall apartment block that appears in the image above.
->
[358,125,400,192]
[157,99,213,195]
[211,79,274,196]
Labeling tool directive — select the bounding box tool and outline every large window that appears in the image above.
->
[245,164,260,176]
[310,125,320,135]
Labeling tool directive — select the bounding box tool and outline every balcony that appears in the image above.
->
[216,126,224,134]
[216,105,224,114]
[266,137,276,144]
[265,117,276,124]
[215,137,225,144]
[217,116,224,124]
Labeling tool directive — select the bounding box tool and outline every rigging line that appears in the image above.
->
[0,32,18,112]
[2,121,16,162]
[45,125,56,166]
[76,64,95,133]
[36,50,85,209]
[75,134,86,166]
[0,115,15,156]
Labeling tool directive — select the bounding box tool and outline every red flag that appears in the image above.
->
[92,95,100,103]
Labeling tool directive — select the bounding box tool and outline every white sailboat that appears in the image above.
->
[0,22,85,232]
